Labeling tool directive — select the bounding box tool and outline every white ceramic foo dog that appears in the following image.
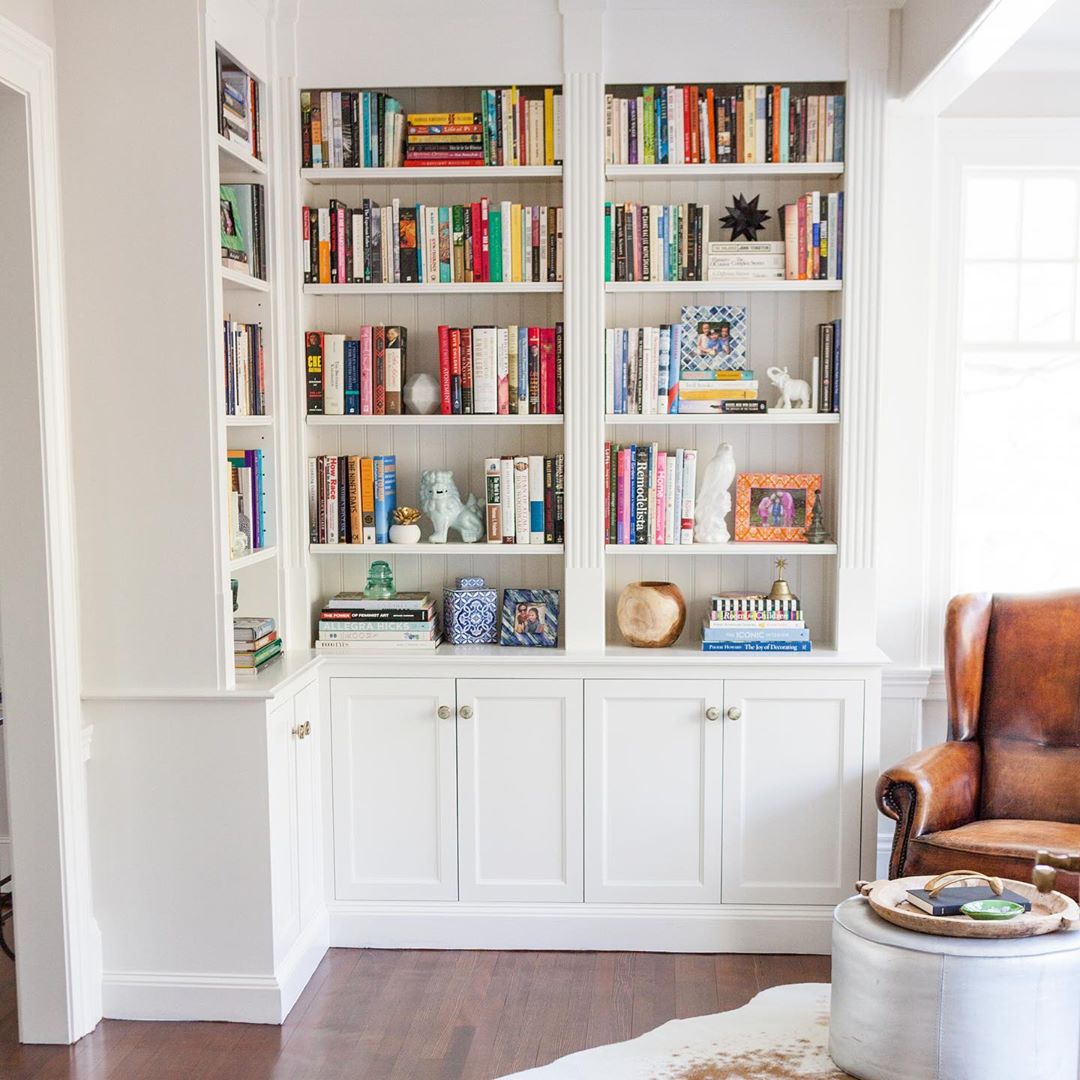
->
[766,366,812,410]
[419,470,486,543]
[694,443,736,543]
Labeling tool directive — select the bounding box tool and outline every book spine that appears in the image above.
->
[437,325,452,414]
[500,456,516,543]
[544,455,556,544]
[527,326,541,414]
[372,325,386,415]
[484,458,502,542]
[384,326,405,415]
[528,455,545,544]
[513,456,530,544]
[460,327,474,414]
[305,331,324,414]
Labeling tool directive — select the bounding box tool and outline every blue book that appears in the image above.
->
[414,203,424,282]
[361,92,370,168]
[517,326,529,410]
[702,626,811,644]
[373,455,396,544]
[701,640,812,653]
[627,443,637,542]
[344,339,360,414]
[657,325,671,412]
[658,91,668,163]
[836,191,844,279]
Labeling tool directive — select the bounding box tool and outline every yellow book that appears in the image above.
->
[678,387,758,401]
[510,86,519,166]
[510,203,523,283]
[360,457,375,544]
[406,112,477,125]
[544,88,554,166]
[348,456,362,542]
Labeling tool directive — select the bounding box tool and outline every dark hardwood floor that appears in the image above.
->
[0,948,830,1079]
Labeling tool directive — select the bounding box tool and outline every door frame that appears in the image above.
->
[0,15,100,1044]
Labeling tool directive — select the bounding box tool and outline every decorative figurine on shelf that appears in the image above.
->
[231,578,239,612]
[364,560,396,599]
[403,372,441,415]
[389,506,422,545]
[420,470,486,543]
[805,489,829,544]
[766,366,812,410]
[694,443,736,543]
[720,193,771,242]
[767,558,797,603]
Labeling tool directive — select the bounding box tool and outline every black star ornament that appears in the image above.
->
[720,193,771,242]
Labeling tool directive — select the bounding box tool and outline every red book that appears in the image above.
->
[470,202,483,282]
[336,205,346,283]
[460,328,474,414]
[480,196,490,282]
[527,326,541,413]
[682,86,692,163]
[688,86,699,163]
[539,327,556,414]
[373,324,386,414]
[518,93,527,164]
[403,159,484,168]
[437,324,452,414]
[449,328,462,414]
[302,208,310,282]
[797,196,808,281]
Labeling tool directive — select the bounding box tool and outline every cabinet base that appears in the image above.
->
[328,901,834,953]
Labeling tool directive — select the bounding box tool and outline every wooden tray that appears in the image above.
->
[856,875,1080,938]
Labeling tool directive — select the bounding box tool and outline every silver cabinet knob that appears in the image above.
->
[459,705,474,720]
[705,706,720,722]
[726,706,742,721]
[437,705,451,720]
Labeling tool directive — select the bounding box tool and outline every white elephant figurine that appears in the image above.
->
[419,470,486,543]
[766,366,812,410]
[694,443,736,544]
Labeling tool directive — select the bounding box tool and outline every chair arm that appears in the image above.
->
[876,741,981,879]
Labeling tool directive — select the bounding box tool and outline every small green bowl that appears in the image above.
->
[961,899,1025,921]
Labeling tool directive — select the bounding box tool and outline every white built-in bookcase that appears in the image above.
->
[206,5,888,683]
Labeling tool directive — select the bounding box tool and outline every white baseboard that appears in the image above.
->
[328,901,835,954]
[103,911,329,1024]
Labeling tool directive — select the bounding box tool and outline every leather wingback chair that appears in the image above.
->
[877,591,1080,900]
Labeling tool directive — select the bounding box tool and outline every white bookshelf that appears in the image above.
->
[304,282,561,296]
[604,412,838,425]
[226,414,273,426]
[605,542,837,556]
[605,280,841,293]
[310,543,564,557]
[230,546,279,570]
[217,134,267,177]
[302,165,561,183]
[605,163,844,179]
[221,266,270,292]
[307,414,563,427]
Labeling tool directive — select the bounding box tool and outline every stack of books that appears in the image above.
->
[317,592,441,652]
[816,320,842,413]
[406,111,485,167]
[604,443,696,546]
[303,197,563,285]
[707,241,785,283]
[305,328,406,416]
[228,449,267,556]
[702,595,811,653]
[483,455,564,545]
[677,371,761,414]
[308,455,395,545]
[605,202,709,282]
[604,84,844,165]
[780,192,843,280]
[235,617,282,672]
[300,90,405,168]
[217,54,261,159]
[220,184,266,279]
[439,324,563,415]
[224,319,265,417]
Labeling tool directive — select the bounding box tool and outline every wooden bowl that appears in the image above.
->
[616,581,686,648]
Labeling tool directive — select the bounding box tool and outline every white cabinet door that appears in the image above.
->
[457,678,583,902]
[721,679,864,906]
[268,696,300,955]
[331,677,457,901]
[293,681,322,927]
[585,680,723,903]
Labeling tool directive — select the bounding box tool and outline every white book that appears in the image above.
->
[755,86,766,165]
[707,269,785,281]
[500,200,513,282]
[539,206,548,282]
[516,327,529,412]
[626,328,639,414]
[708,241,786,254]
[811,354,821,412]
[605,329,615,415]
[496,328,510,415]
[513,456,530,544]
[332,91,343,168]
[707,254,786,269]
[671,448,684,545]
[604,93,613,164]
[553,93,564,163]
[391,198,401,283]
[500,456,516,543]
[426,206,440,283]
[619,98,629,165]
[668,86,681,164]
[827,192,839,280]
[472,326,498,415]
[302,215,311,282]
[323,333,345,415]
[680,449,697,545]
[325,455,338,545]
[484,457,502,543]
[528,455,545,544]
[642,325,659,416]
[664,453,677,544]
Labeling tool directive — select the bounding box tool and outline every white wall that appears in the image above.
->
[947,70,1080,117]
[0,0,52,46]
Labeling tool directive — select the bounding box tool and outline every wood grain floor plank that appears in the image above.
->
[674,953,720,1019]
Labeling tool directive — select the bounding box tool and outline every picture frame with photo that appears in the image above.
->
[734,472,822,542]
[678,304,748,374]
[500,588,560,647]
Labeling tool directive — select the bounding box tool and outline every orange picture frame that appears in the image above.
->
[734,472,821,542]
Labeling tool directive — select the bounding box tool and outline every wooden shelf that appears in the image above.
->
[221,266,270,292]
[605,412,839,426]
[605,280,840,294]
[301,165,562,183]
[217,134,267,177]
[606,542,837,556]
[304,281,561,295]
[230,546,278,570]
[225,414,272,427]
[606,162,844,180]
[306,413,563,427]
[310,543,563,557]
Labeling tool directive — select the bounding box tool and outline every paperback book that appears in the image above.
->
[483,455,564,545]
[305,327,406,416]
[308,454,396,545]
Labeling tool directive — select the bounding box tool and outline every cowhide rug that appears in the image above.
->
[499,982,847,1079]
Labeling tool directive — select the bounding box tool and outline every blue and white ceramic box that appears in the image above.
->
[443,576,499,645]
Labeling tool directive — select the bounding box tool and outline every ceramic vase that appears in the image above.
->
[389,523,422,544]
[616,581,686,648]
[403,372,441,415]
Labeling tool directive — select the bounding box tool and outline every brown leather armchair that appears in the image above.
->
[877,591,1080,899]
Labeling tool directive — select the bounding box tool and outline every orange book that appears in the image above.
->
[360,457,375,544]
[705,87,716,163]
[772,86,782,163]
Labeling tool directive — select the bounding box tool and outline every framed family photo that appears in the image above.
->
[734,472,821,542]
[500,588,560,647]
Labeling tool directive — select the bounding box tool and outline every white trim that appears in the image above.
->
[277,909,329,1020]
[881,666,933,699]
[0,15,100,1043]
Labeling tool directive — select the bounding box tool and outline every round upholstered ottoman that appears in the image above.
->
[829,895,1080,1080]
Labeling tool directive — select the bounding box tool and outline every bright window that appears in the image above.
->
[953,168,1080,593]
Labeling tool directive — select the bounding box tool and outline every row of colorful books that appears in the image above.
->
[780,192,844,280]
[224,319,266,417]
[303,199,564,285]
[234,616,283,672]
[305,327,406,415]
[605,85,844,166]
[217,52,262,160]
[605,202,709,282]
[438,324,563,415]
[605,444,697,546]
[308,455,396,545]
[816,321,842,413]
[229,449,268,555]
[702,594,810,653]
[220,184,267,279]
[301,90,404,169]
[316,591,441,653]
[404,91,563,167]
[483,455,565,545]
